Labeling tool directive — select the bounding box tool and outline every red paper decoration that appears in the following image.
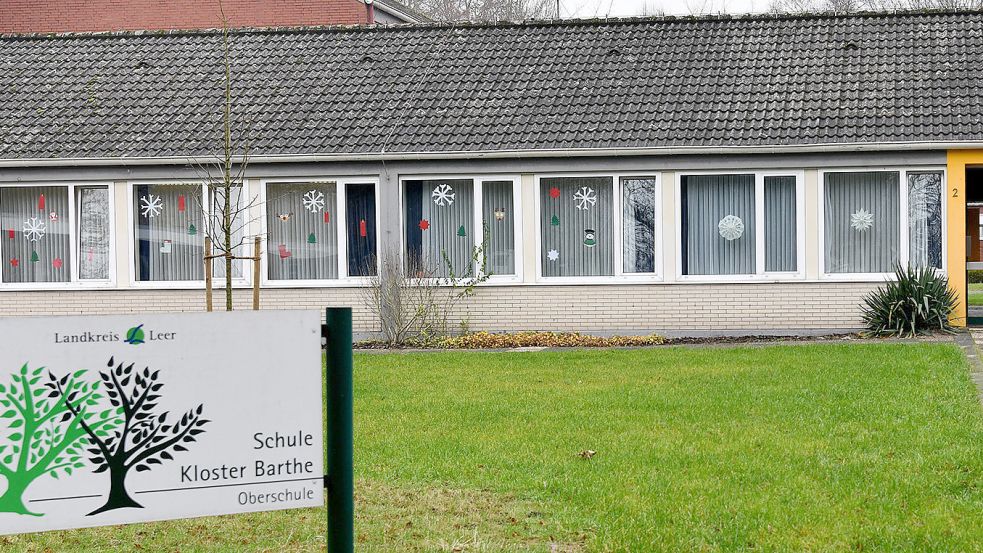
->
[278,243,292,259]
[549,187,561,199]
[52,257,63,269]
[419,219,430,231]
[324,212,331,224]
[38,194,45,210]
[6,230,12,239]
[359,219,367,237]
[9,258,18,267]
[178,195,186,212]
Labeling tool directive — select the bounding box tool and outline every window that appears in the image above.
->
[403,177,518,279]
[133,183,205,282]
[265,179,378,282]
[679,172,799,277]
[0,184,112,286]
[539,175,659,279]
[822,169,944,275]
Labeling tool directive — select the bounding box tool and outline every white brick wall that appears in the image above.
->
[0,281,877,334]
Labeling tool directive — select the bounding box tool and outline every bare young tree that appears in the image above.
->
[192,2,260,311]
[404,0,556,22]
[770,0,982,12]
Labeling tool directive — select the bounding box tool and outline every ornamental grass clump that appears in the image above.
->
[861,264,957,338]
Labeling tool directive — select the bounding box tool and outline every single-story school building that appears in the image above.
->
[1,10,983,335]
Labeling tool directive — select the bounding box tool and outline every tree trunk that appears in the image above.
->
[0,477,41,516]
[88,466,142,516]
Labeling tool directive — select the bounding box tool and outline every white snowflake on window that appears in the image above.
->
[547,249,560,261]
[850,208,874,231]
[431,184,455,207]
[573,187,597,211]
[140,194,163,218]
[717,215,745,241]
[303,190,325,213]
[22,217,45,242]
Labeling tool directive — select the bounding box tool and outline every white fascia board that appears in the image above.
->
[0,141,979,168]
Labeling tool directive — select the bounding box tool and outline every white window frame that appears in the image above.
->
[818,166,948,281]
[127,180,253,289]
[0,181,117,290]
[534,172,663,284]
[260,177,381,288]
[674,170,805,282]
[398,175,523,285]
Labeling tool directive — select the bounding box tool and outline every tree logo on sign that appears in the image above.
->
[51,357,209,516]
[0,364,121,516]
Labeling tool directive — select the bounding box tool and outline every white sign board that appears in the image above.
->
[0,310,324,534]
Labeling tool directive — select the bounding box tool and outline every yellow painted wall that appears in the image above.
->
[946,150,983,326]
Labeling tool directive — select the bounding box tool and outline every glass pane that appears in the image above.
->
[209,184,245,279]
[403,179,474,278]
[908,172,943,269]
[1,186,71,283]
[266,182,338,280]
[346,183,377,277]
[823,171,900,274]
[481,180,515,276]
[764,176,797,273]
[621,177,656,273]
[540,176,614,277]
[77,186,111,280]
[681,174,755,275]
[134,183,204,282]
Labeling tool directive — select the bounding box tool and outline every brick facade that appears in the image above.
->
[0,0,369,34]
[0,282,875,336]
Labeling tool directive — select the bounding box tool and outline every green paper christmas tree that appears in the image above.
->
[551,214,560,226]
[457,225,466,237]
[30,250,39,263]
[188,223,197,236]
[307,233,316,244]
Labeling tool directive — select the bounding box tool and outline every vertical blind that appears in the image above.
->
[681,174,756,275]
[134,183,204,282]
[540,177,614,277]
[266,182,339,280]
[77,187,111,280]
[403,179,474,278]
[622,178,656,273]
[481,180,515,276]
[764,176,797,273]
[1,186,71,283]
[907,172,943,269]
[346,183,377,277]
[824,172,900,274]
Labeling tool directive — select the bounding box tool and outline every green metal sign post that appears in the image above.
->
[324,308,354,553]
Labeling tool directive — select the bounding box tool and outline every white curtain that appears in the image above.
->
[134,183,204,282]
[1,186,71,283]
[403,179,474,278]
[908,172,943,269]
[540,177,614,277]
[266,182,338,280]
[209,185,245,279]
[824,172,900,274]
[481,180,515,276]
[681,174,756,275]
[764,176,797,273]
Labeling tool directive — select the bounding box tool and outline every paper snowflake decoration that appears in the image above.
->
[140,194,163,218]
[850,208,874,231]
[22,217,45,242]
[303,190,325,213]
[573,187,597,211]
[717,215,745,241]
[547,249,560,261]
[431,184,455,207]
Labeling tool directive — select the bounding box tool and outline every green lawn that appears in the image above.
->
[7,343,983,551]
[970,283,983,306]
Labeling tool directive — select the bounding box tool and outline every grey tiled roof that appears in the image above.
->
[1,10,982,161]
